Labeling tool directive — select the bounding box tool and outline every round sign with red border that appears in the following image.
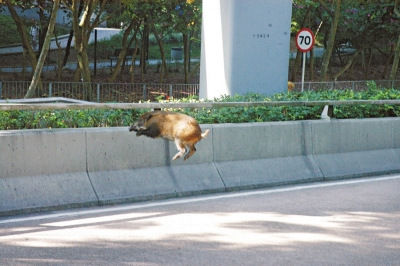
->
[296,28,315,53]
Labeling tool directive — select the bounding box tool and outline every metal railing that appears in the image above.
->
[2,99,400,111]
[293,80,400,91]
[0,81,199,102]
[0,80,399,103]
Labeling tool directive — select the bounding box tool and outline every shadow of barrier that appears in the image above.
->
[1,118,400,216]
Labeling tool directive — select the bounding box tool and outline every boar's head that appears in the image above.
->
[129,112,153,134]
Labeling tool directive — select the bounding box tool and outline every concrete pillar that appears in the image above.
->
[200,0,292,99]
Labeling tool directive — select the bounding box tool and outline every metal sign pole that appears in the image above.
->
[301,52,306,92]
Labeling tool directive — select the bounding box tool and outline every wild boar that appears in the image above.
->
[129,111,210,161]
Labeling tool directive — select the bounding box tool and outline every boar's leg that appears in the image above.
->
[184,144,196,160]
[172,139,187,160]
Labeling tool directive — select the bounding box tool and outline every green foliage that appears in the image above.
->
[292,0,399,51]
[1,87,400,130]
[0,14,21,46]
[0,109,143,130]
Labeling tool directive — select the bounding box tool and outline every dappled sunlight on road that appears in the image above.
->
[1,210,398,249]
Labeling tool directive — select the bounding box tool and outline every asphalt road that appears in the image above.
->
[1,175,399,266]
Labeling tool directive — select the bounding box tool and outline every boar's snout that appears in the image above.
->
[129,120,146,132]
[129,125,137,132]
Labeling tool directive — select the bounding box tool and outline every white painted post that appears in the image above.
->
[301,52,306,92]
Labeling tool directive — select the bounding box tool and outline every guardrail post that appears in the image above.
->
[97,83,100,102]
[48,82,52,97]
[0,81,2,99]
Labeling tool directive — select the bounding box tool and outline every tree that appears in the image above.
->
[171,0,201,83]
[389,1,400,79]
[148,0,172,82]
[62,0,108,83]
[334,0,400,79]
[108,19,140,82]
[25,0,60,98]
[320,0,341,81]
[5,0,38,77]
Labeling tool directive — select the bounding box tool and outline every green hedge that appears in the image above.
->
[1,84,400,130]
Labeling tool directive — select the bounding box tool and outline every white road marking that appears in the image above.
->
[1,174,399,225]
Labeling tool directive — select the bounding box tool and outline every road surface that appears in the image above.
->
[1,174,399,265]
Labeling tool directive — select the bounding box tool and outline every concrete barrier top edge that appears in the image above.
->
[0,127,87,136]
[1,117,399,135]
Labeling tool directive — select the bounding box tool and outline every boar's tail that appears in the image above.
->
[201,129,210,138]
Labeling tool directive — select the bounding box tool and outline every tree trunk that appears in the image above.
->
[129,47,139,83]
[60,2,83,75]
[70,0,104,84]
[183,32,190,83]
[320,0,341,81]
[310,48,315,81]
[389,34,400,80]
[6,1,38,72]
[333,50,360,81]
[141,18,150,80]
[38,0,47,55]
[25,0,60,98]
[108,21,135,82]
[55,34,64,81]
[151,21,168,82]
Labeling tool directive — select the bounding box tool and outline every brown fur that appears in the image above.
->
[288,81,295,92]
[129,111,210,161]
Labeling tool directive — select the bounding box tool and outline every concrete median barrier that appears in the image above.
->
[212,121,323,189]
[85,127,223,205]
[0,129,98,215]
[1,118,400,216]
[310,118,400,179]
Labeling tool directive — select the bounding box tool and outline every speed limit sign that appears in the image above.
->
[296,28,315,53]
[296,28,315,92]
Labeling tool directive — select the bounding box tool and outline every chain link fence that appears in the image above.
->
[0,80,399,102]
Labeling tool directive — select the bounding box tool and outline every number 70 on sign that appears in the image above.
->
[296,28,315,53]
